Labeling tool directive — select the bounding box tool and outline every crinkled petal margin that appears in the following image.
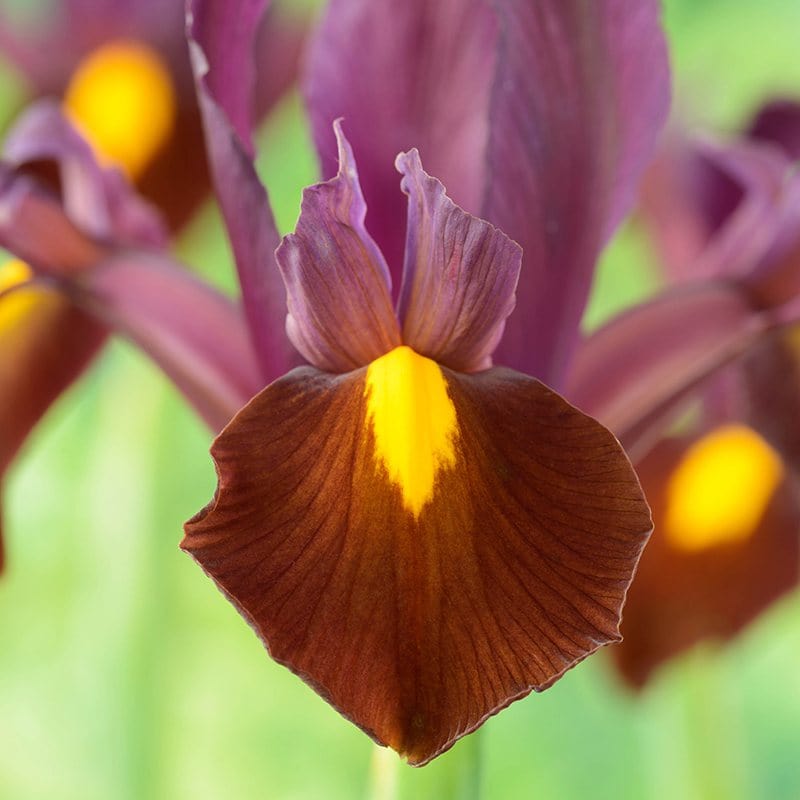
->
[276,122,400,372]
[397,148,520,372]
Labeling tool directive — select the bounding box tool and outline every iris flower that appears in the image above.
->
[181,0,668,765]
[0,0,303,228]
[568,104,800,687]
[0,0,301,566]
[0,103,262,568]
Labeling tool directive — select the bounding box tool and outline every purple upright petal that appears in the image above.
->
[188,0,295,382]
[304,0,499,281]
[396,149,521,373]
[276,123,400,373]
[79,252,263,431]
[639,136,747,280]
[650,138,794,283]
[253,10,307,119]
[567,283,767,460]
[691,140,796,282]
[641,134,800,308]
[189,0,260,153]
[485,0,670,386]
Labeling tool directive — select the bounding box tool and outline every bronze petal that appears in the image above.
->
[184,357,651,764]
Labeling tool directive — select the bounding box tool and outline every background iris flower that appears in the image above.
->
[570,103,800,686]
[0,0,302,567]
[0,0,304,228]
[0,101,263,568]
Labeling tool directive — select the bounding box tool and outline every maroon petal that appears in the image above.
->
[0,278,104,470]
[613,436,800,688]
[567,283,766,460]
[276,123,400,372]
[485,0,670,385]
[304,0,499,280]
[78,252,263,431]
[188,0,295,381]
[184,356,651,764]
[396,149,521,372]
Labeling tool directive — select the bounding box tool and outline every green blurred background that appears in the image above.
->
[2,0,800,797]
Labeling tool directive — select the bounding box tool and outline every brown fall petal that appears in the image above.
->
[183,364,652,764]
[613,438,800,689]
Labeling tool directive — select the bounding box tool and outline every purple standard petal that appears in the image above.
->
[276,123,400,373]
[639,135,748,280]
[304,0,499,281]
[485,0,670,386]
[78,252,263,431]
[3,100,167,247]
[566,283,767,461]
[396,149,521,372]
[642,133,800,308]
[188,0,295,382]
[682,140,796,284]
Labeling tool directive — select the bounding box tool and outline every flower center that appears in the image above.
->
[63,40,176,179]
[664,424,783,552]
[365,346,458,517]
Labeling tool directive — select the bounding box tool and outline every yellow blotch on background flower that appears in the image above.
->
[0,260,39,334]
[665,424,784,552]
[64,40,176,179]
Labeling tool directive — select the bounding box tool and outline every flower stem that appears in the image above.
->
[367,745,400,800]
[445,729,483,800]
[367,729,484,800]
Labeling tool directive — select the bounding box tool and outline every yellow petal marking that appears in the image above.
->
[63,40,176,179]
[664,424,783,552]
[0,259,38,334]
[365,346,458,517]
